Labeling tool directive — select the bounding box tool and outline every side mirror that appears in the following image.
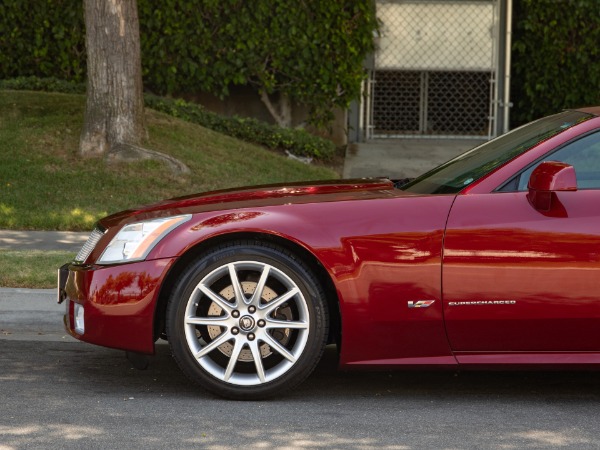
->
[527,161,577,212]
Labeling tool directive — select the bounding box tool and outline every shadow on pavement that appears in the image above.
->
[2,339,600,449]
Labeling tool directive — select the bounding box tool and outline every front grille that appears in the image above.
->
[74,228,105,264]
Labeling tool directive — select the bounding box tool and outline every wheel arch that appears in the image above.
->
[153,231,341,348]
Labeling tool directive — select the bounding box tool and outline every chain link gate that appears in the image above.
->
[365,0,501,140]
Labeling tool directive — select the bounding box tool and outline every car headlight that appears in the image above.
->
[98,214,192,264]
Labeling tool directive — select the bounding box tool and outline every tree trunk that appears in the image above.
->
[259,91,294,128]
[80,0,146,157]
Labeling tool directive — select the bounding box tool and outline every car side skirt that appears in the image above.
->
[456,352,600,366]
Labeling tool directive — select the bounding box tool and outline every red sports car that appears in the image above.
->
[59,107,600,399]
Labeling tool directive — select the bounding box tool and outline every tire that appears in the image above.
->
[166,240,329,400]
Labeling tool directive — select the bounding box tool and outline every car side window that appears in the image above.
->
[508,131,600,191]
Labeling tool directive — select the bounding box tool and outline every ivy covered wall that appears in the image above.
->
[511,0,600,126]
[0,0,377,129]
[1,0,598,128]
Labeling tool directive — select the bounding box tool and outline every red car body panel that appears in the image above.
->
[67,185,458,364]
[158,192,457,367]
[444,190,600,353]
[64,258,176,353]
[61,110,600,370]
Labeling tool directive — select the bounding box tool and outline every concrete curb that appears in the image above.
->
[0,288,54,294]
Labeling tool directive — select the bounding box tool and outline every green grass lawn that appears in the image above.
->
[0,90,338,231]
[0,250,75,288]
[0,90,339,288]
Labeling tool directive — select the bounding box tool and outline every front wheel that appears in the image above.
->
[166,241,329,399]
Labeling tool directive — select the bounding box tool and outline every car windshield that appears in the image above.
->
[401,110,593,194]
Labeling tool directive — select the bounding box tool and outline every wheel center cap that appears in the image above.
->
[239,315,256,332]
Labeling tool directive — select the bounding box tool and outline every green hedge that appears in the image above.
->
[511,0,600,125]
[0,76,85,94]
[0,0,376,128]
[0,77,335,160]
[144,95,335,160]
[137,1,377,127]
[0,0,85,82]
[4,1,598,129]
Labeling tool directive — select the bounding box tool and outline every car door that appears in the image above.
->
[442,130,600,357]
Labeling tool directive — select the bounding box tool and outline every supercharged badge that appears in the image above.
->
[448,300,517,306]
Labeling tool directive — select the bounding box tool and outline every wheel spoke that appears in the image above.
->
[250,265,270,305]
[223,339,245,381]
[228,263,246,305]
[194,331,231,359]
[260,286,300,315]
[186,316,229,326]
[262,334,296,363]
[248,340,266,383]
[198,283,235,312]
[266,318,308,330]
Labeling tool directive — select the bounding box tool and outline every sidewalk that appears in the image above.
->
[343,138,483,179]
[0,233,86,309]
[0,230,89,252]
[0,288,72,342]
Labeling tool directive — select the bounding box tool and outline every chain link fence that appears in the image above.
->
[368,0,500,139]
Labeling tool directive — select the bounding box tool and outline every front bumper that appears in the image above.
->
[57,258,177,354]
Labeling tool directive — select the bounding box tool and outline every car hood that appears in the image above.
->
[99,178,397,229]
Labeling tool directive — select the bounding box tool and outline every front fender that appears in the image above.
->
[147,196,456,367]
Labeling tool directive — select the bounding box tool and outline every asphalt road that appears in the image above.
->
[2,289,600,449]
